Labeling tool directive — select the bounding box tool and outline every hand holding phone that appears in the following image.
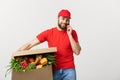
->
[67,25,73,35]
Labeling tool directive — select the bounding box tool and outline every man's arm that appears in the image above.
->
[68,35,81,55]
[18,38,40,51]
[67,26,81,55]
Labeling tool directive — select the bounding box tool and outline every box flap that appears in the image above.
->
[12,47,57,57]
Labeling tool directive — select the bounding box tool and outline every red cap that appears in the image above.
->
[58,9,71,18]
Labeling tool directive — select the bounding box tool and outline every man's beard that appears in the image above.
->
[58,23,68,30]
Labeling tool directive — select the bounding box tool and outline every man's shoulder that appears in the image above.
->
[46,27,57,31]
[72,29,78,35]
[50,27,57,30]
[72,29,77,33]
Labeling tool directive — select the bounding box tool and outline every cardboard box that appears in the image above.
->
[12,47,57,80]
[12,65,53,80]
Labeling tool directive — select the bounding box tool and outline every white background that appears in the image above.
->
[0,0,120,80]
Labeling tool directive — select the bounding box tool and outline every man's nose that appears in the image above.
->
[63,20,67,24]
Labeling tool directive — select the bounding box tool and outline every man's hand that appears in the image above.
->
[67,25,72,35]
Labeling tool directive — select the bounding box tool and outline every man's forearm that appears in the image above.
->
[18,43,32,51]
[18,38,40,51]
[68,34,81,55]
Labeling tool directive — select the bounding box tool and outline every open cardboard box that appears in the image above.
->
[12,47,57,80]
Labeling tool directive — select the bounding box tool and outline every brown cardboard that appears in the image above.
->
[12,65,53,80]
[12,47,57,57]
[12,47,57,80]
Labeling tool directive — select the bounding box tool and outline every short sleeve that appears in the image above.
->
[36,29,50,43]
[72,30,78,42]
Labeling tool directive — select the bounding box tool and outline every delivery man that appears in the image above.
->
[17,9,81,80]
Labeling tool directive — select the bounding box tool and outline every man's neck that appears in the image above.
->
[57,26,66,31]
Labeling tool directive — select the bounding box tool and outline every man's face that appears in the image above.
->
[58,16,70,30]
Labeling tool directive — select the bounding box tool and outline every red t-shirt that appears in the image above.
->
[36,27,78,70]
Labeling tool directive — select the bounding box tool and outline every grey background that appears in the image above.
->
[0,0,120,80]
